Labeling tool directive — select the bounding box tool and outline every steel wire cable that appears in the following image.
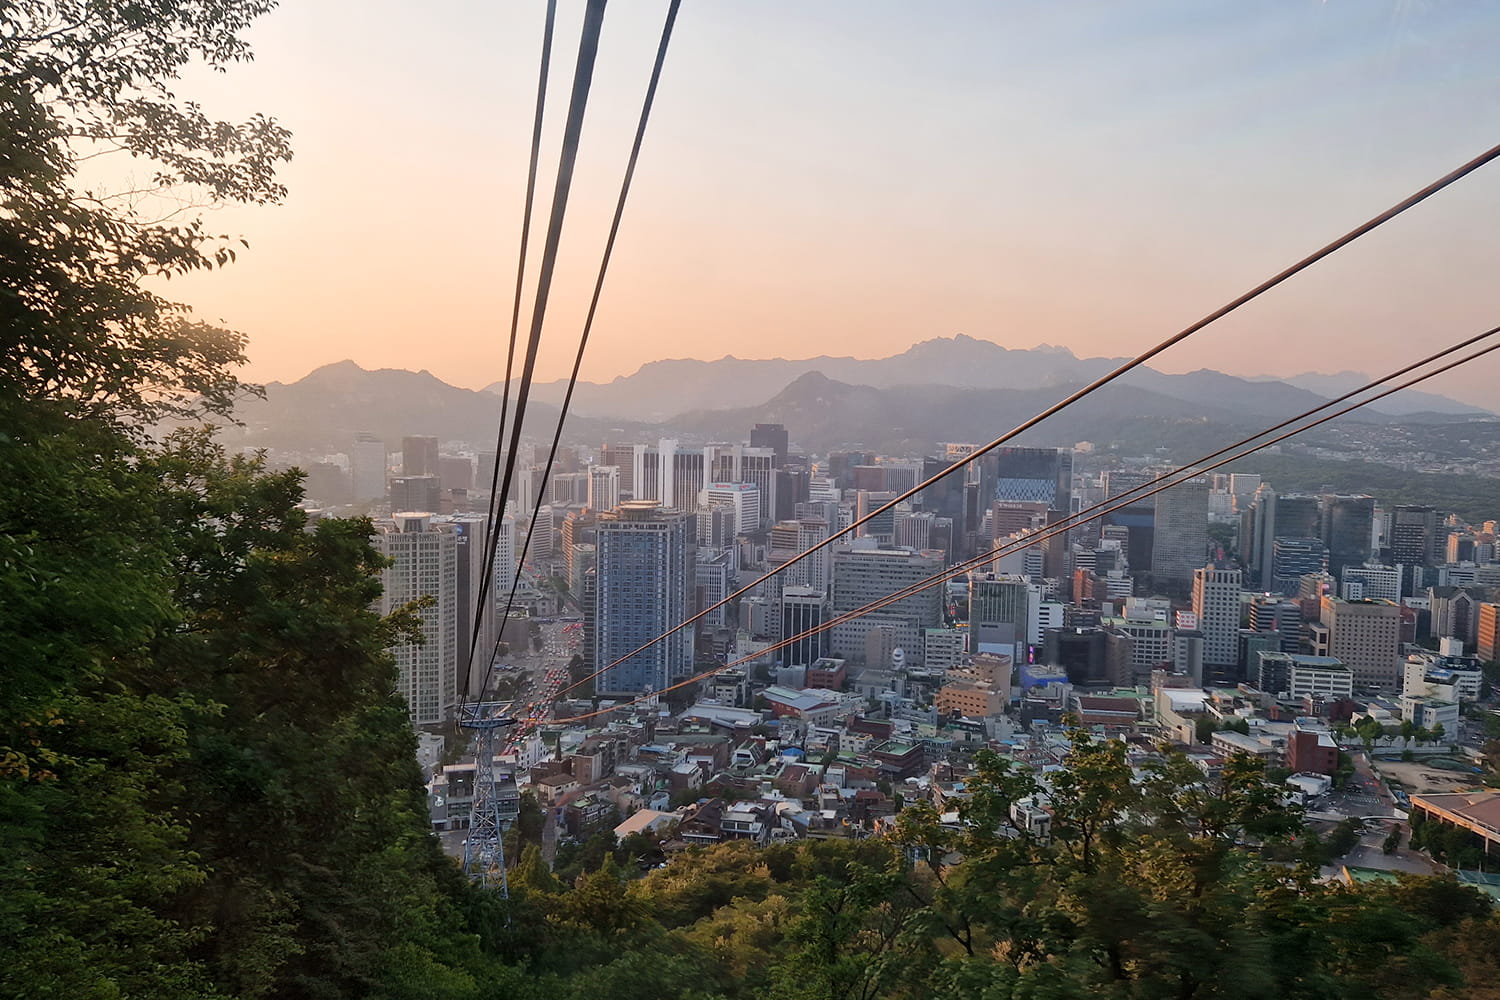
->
[458,0,608,718]
[555,139,1500,700]
[463,0,559,709]
[542,328,1500,725]
[478,0,683,707]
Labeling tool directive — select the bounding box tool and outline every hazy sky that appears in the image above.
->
[151,1,1500,404]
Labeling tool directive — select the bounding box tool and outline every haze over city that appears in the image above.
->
[143,1,1500,405]
[18,2,1500,997]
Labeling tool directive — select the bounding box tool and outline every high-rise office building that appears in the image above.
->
[895,510,936,550]
[374,513,458,725]
[594,502,693,694]
[1241,483,1276,586]
[587,465,621,511]
[1151,477,1208,596]
[694,548,734,629]
[771,466,811,523]
[699,482,760,537]
[476,451,497,494]
[772,516,832,593]
[437,513,494,698]
[994,447,1073,510]
[598,444,635,496]
[750,423,789,466]
[1247,597,1303,653]
[390,474,441,514]
[1320,494,1375,579]
[550,471,589,505]
[1227,474,1262,507]
[1390,505,1441,567]
[1341,564,1401,602]
[969,573,1030,664]
[637,439,707,513]
[829,547,943,665]
[1271,537,1326,595]
[1477,603,1500,662]
[1275,495,1322,539]
[696,503,737,552]
[1317,597,1401,689]
[781,587,827,668]
[1191,566,1242,670]
[401,435,440,477]
[490,513,516,603]
[438,455,474,492]
[525,505,552,559]
[351,433,387,502]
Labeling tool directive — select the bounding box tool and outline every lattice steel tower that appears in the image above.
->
[460,706,519,896]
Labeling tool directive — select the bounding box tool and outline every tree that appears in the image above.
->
[1326,817,1363,860]
[2,0,291,429]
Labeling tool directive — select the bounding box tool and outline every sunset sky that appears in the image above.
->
[152,1,1500,404]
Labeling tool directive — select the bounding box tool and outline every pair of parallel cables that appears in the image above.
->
[545,321,1500,725]
[546,139,1500,711]
[460,0,682,721]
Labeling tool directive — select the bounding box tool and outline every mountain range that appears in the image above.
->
[228,336,1495,457]
[491,335,1491,423]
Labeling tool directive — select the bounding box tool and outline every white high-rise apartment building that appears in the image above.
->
[1192,565,1242,669]
[374,513,458,725]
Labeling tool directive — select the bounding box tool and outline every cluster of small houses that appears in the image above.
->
[418,681,1470,860]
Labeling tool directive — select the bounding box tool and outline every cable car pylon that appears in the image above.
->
[460,704,519,897]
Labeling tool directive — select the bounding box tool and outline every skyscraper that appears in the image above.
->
[1192,565,1242,671]
[829,547,943,665]
[694,548,733,629]
[401,435,440,477]
[389,474,441,513]
[598,443,635,496]
[490,512,516,606]
[1391,504,1441,567]
[594,501,693,695]
[1318,597,1401,690]
[374,513,458,725]
[699,482,760,537]
[1271,537,1326,595]
[1320,494,1375,579]
[994,447,1073,510]
[750,423,789,466]
[442,455,476,492]
[437,513,494,698]
[587,465,621,511]
[781,586,827,668]
[351,432,387,502]
[1151,477,1208,596]
[969,573,1030,663]
[1275,494,1322,539]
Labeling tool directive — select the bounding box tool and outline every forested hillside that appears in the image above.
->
[4,4,1499,1000]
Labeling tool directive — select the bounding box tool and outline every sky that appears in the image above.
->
[145,1,1500,405]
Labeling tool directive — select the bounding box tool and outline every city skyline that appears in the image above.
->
[122,2,1500,405]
